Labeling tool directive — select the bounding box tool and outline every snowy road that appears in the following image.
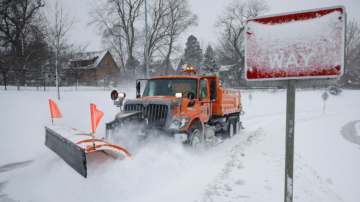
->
[0,88,359,201]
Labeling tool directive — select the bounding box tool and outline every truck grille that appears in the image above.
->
[124,104,168,126]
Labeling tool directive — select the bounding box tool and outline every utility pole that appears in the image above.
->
[56,48,60,100]
[43,72,46,91]
[75,75,78,91]
[0,59,6,91]
[94,69,97,87]
[3,69,7,91]
[145,0,150,79]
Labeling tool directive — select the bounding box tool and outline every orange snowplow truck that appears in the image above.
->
[107,70,244,147]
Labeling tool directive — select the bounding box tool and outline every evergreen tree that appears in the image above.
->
[202,45,219,75]
[184,35,202,71]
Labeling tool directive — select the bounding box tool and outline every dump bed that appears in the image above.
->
[212,88,241,116]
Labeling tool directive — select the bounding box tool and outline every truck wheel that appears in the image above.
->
[227,121,234,138]
[190,129,201,147]
[236,118,240,134]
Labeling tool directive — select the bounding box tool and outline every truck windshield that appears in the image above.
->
[143,78,197,98]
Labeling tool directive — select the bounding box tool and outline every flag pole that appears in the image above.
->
[91,133,96,150]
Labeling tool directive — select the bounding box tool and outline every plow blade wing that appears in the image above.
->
[45,125,131,178]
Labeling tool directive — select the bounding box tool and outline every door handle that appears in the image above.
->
[201,102,211,106]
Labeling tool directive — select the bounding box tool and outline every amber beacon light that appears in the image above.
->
[182,66,198,75]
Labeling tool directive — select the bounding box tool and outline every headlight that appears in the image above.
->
[119,92,126,98]
[175,93,182,99]
[170,117,191,129]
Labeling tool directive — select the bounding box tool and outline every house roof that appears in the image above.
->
[219,65,232,72]
[170,58,182,71]
[68,50,108,68]
[137,58,184,72]
[136,60,163,72]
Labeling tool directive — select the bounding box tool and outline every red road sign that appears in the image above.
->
[245,6,346,81]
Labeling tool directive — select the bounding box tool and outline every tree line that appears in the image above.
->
[1,0,359,89]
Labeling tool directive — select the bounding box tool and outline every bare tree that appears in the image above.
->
[45,0,76,100]
[100,27,127,75]
[216,37,240,65]
[66,43,90,89]
[160,0,198,75]
[88,0,144,78]
[215,0,269,85]
[143,0,171,61]
[0,0,45,87]
[342,19,360,87]
[345,20,360,69]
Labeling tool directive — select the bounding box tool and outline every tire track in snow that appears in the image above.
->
[0,182,19,202]
[0,160,33,173]
[199,112,345,202]
[0,161,33,202]
[201,128,264,202]
[340,120,360,146]
[292,152,343,202]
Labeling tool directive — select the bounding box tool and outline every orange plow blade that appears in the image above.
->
[45,125,131,178]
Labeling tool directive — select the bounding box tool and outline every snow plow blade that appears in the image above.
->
[45,125,131,178]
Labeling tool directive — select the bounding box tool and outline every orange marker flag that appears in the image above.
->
[49,99,63,119]
[90,104,104,134]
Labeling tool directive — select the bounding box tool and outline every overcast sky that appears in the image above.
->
[58,0,360,52]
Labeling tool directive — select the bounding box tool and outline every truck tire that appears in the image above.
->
[227,121,234,138]
[190,129,201,147]
[236,121,240,134]
[235,117,241,134]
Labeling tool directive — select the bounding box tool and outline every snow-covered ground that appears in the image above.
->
[0,88,359,202]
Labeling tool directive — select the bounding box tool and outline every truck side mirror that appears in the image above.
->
[136,81,141,98]
[210,80,217,101]
[187,92,195,100]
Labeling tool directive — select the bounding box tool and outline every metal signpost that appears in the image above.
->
[322,92,329,114]
[248,93,253,106]
[245,6,346,202]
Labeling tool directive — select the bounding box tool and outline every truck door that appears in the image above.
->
[199,79,210,123]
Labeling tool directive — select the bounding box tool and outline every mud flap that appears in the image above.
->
[45,125,132,178]
[45,127,87,178]
[240,121,245,129]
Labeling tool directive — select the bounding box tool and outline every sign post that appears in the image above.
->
[245,5,346,202]
[284,80,295,201]
[248,93,253,106]
[322,92,329,114]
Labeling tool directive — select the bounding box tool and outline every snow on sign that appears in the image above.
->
[245,6,346,81]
